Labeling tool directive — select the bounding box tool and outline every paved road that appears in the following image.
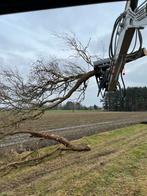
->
[0,117,146,154]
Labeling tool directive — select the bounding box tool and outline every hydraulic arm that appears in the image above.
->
[94,0,147,95]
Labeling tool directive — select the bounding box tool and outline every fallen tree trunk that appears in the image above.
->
[3,131,91,151]
[0,131,91,176]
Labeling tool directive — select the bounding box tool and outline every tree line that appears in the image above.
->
[102,87,147,111]
[53,101,100,111]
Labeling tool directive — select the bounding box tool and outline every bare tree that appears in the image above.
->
[0,34,96,130]
[0,34,97,157]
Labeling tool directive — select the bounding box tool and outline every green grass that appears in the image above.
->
[0,124,147,196]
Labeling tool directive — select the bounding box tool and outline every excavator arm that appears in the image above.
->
[94,0,147,95]
[108,0,139,91]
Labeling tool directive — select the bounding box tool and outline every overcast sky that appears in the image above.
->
[0,1,147,106]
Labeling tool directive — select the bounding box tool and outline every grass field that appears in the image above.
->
[0,124,147,195]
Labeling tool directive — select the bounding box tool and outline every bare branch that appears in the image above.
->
[0,34,97,129]
[55,33,94,67]
[1,131,91,151]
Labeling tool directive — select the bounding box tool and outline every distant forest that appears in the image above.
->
[102,87,147,111]
[54,101,100,111]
